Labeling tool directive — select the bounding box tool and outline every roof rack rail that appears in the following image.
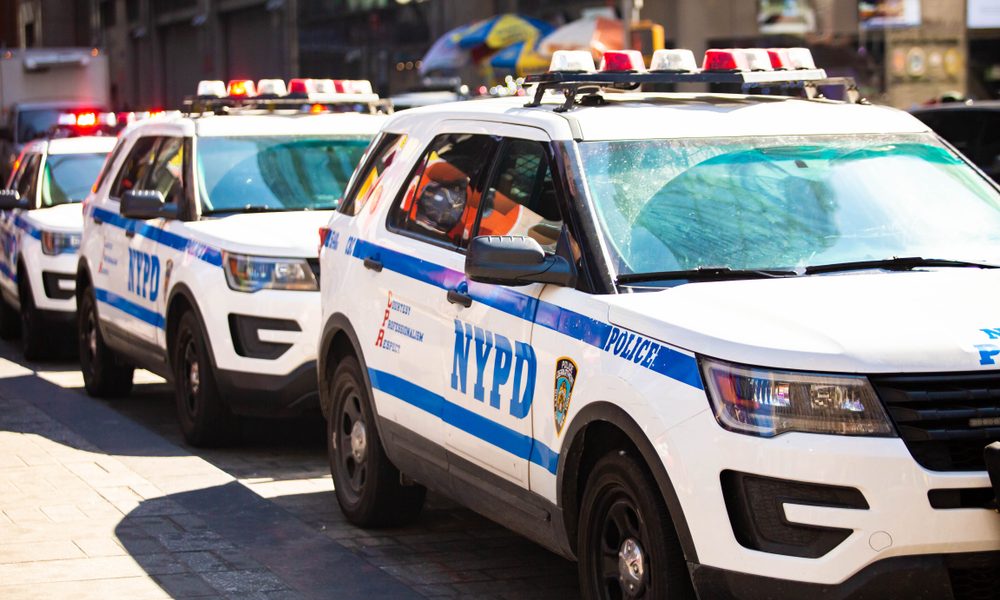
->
[523,70,863,113]
[180,95,393,116]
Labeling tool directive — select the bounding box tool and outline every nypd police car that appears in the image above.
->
[77,79,386,446]
[0,134,116,359]
[317,49,1000,598]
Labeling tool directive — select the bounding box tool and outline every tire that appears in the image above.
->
[327,355,425,527]
[172,311,238,447]
[78,285,134,398]
[0,294,20,340]
[19,274,50,360]
[578,451,694,600]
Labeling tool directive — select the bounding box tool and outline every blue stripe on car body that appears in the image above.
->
[348,238,703,390]
[94,287,165,329]
[91,207,223,267]
[368,367,560,474]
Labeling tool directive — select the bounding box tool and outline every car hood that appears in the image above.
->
[606,269,1000,374]
[25,203,83,233]
[182,210,333,258]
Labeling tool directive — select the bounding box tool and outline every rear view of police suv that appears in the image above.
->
[77,79,386,445]
[317,48,1000,599]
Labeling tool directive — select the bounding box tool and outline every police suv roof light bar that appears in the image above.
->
[525,48,863,112]
[184,78,389,115]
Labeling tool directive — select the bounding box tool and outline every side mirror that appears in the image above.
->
[465,235,576,287]
[0,189,27,210]
[121,190,177,220]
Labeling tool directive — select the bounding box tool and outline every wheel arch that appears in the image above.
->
[165,282,212,370]
[318,313,373,422]
[557,401,699,564]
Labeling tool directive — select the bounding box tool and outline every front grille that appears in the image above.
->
[872,372,1000,471]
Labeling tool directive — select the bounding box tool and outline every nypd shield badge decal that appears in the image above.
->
[554,357,578,434]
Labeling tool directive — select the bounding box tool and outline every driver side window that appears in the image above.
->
[110,137,159,200]
[14,154,42,205]
[146,137,185,204]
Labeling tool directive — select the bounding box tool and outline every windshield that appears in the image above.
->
[41,153,108,207]
[578,133,1000,280]
[17,108,102,143]
[197,136,371,214]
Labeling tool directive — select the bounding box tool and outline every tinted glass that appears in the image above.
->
[40,153,109,207]
[197,136,370,214]
[339,133,405,216]
[579,133,1000,276]
[111,137,159,199]
[390,133,496,247]
[479,139,562,252]
[146,137,185,204]
[15,154,41,202]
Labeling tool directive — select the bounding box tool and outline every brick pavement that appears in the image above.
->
[0,347,580,599]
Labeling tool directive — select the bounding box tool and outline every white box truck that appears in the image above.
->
[0,48,110,182]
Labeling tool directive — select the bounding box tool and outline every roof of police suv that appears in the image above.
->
[386,93,933,141]
[121,111,388,138]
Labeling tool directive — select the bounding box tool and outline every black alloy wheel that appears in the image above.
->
[579,451,694,600]
[172,311,237,447]
[0,294,20,340]
[18,274,48,360]
[77,285,133,398]
[327,355,425,527]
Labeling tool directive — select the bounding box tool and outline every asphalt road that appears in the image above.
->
[0,339,580,599]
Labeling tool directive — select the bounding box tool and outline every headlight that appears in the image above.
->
[700,356,895,438]
[223,252,318,292]
[41,231,81,256]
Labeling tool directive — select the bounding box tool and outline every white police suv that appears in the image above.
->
[318,49,1000,599]
[78,79,386,446]
[1,134,116,359]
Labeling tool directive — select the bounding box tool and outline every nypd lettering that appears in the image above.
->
[976,327,1000,366]
[450,319,536,419]
[604,326,661,368]
[127,248,160,301]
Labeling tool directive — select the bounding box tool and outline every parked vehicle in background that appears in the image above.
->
[910,100,1000,183]
[318,49,1000,599]
[0,135,116,359]
[0,48,111,182]
[76,79,386,446]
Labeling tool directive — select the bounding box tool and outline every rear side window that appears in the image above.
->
[388,133,496,248]
[339,133,405,216]
[110,137,159,200]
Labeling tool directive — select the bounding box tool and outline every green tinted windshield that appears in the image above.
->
[41,153,108,207]
[578,133,1000,276]
[197,136,371,214]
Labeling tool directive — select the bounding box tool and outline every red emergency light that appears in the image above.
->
[600,50,646,72]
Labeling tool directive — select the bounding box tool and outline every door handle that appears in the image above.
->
[125,229,136,238]
[363,257,383,272]
[92,215,103,225]
[447,289,472,308]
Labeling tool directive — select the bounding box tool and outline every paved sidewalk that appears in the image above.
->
[0,355,419,600]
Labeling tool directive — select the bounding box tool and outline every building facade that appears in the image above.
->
[9,0,998,109]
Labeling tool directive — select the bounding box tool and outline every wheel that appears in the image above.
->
[78,285,134,397]
[327,355,425,527]
[19,274,50,360]
[0,294,20,340]
[578,451,694,600]
[172,311,238,447]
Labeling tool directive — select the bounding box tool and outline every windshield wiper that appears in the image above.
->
[616,266,797,285]
[204,205,282,215]
[803,256,999,275]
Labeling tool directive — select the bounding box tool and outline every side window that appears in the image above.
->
[15,154,42,203]
[92,138,129,194]
[389,133,496,248]
[146,137,185,204]
[110,137,159,200]
[339,133,405,216]
[478,139,563,253]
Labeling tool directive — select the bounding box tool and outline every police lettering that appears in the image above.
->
[450,319,536,419]
[127,248,160,301]
[604,326,661,368]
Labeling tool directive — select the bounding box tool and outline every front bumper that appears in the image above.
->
[690,550,1000,600]
[664,409,1000,586]
[214,360,318,418]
